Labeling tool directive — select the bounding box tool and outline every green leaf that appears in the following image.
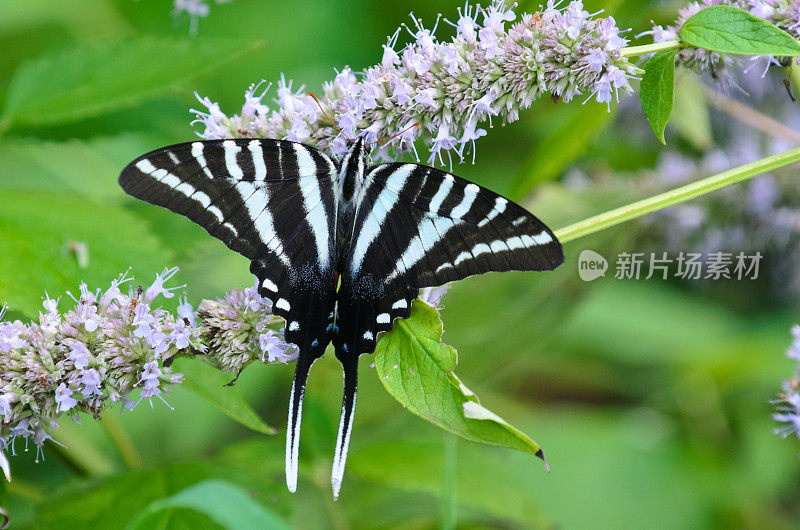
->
[639,49,678,145]
[37,461,289,529]
[350,440,551,528]
[0,189,173,315]
[670,74,712,150]
[374,300,547,463]
[0,135,155,200]
[174,358,277,436]
[0,37,265,130]
[510,103,617,199]
[126,479,290,530]
[680,6,800,56]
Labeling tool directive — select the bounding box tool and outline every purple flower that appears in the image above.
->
[80,369,103,397]
[132,303,156,335]
[146,329,170,356]
[170,319,193,349]
[259,331,286,363]
[0,320,26,353]
[42,293,59,314]
[414,88,439,108]
[585,48,609,73]
[177,296,196,325]
[599,17,628,51]
[144,267,182,303]
[382,38,401,67]
[482,1,515,31]
[55,384,77,412]
[69,342,90,369]
[450,3,480,42]
[0,394,13,420]
[420,285,450,308]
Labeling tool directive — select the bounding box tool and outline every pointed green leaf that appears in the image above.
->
[680,6,800,56]
[125,479,290,530]
[640,49,678,145]
[1,37,265,130]
[174,358,277,436]
[374,300,547,463]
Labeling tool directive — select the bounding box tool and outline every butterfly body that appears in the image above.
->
[119,137,563,498]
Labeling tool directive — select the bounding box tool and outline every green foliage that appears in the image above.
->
[680,6,800,56]
[511,103,617,199]
[670,74,713,150]
[0,189,172,315]
[35,461,288,529]
[640,49,678,145]
[174,358,278,436]
[126,479,290,530]
[2,0,800,528]
[1,38,265,130]
[374,300,545,459]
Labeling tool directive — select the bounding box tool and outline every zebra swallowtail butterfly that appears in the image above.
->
[119,137,564,498]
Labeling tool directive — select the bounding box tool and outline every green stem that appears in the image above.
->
[620,39,682,58]
[555,146,800,244]
[100,411,142,469]
[785,59,800,98]
[441,434,458,530]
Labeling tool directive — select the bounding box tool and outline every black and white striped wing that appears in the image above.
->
[335,162,564,355]
[119,138,340,492]
[326,160,563,499]
[119,137,339,407]
[119,139,338,303]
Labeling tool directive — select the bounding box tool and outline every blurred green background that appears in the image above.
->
[1,0,799,528]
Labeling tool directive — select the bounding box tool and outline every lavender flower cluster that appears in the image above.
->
[197,285,298,374]
[774,325,800,443]
[191,1,637,164]
[650,0,800,90]
[0,267,296,470]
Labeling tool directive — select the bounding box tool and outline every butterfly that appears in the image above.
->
[119,137,564,498]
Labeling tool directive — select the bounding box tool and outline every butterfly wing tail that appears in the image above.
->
[286,350,314,493]
[331,355,358,500]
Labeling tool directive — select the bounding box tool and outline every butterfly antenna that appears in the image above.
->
[286,351,314,493]
[308,93,351,141]
[365,122,421,147]
[331,355,358,500]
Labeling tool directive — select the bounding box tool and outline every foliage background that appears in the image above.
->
[0,0,798,528]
